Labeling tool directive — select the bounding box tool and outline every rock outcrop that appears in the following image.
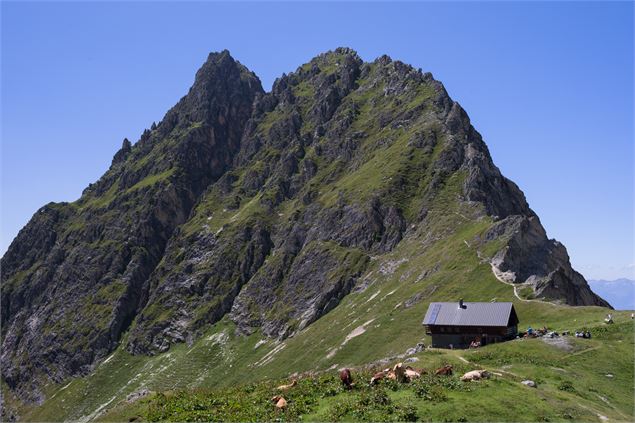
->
[486,215,610,306]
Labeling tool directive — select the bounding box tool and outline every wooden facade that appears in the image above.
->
[425,323,518,348]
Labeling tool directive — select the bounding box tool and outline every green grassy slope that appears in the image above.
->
[9,189,633,422]
[99,316,633,422]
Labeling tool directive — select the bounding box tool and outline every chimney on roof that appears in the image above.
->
[459,299,466,309]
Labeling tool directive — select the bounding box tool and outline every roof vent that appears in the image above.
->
[458,298,466,309]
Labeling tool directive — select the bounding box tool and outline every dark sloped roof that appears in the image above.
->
[422,302,517,327]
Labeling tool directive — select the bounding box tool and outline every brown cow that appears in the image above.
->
[393,363,408,383]
[416,368,428,375]
[370,371,386,385]
[435,365,453,376]
[340,368,353,389]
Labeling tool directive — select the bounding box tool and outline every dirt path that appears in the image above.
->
[473,247,558,306]
[562,344,601,358]
[489,262,559,306]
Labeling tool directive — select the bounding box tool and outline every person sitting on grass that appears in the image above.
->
[469,339,481,348]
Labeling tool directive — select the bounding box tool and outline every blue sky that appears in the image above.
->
[1,1,633,280]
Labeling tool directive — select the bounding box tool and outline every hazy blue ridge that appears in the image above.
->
[589,279,635,310]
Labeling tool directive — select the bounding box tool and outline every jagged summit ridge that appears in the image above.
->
[0,49,609,403]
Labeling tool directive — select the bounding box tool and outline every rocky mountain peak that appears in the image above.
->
[173,50,263,126]
[111,138,132,166]
[0,50,610,406]
[193,50,258,92]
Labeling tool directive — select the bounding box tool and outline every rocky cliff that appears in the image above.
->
[0,48,609,403]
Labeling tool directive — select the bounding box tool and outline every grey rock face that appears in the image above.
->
[230,240,369,338]
[127,224,273,354]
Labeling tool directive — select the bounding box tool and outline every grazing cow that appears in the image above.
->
[370,371,386,385]
[271,395,287,410]
[460,370,490,382]
[404,368,421,380]
[340,368,353,389]
[393,363,408,383]
[435,365,453,376]
[276,380,297,391]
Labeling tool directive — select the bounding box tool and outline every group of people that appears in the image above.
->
[512,313,632,345]
[520,325,594,340]
[521,326,550,338]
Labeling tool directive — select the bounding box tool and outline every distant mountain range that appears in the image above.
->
[589,279,635,310]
